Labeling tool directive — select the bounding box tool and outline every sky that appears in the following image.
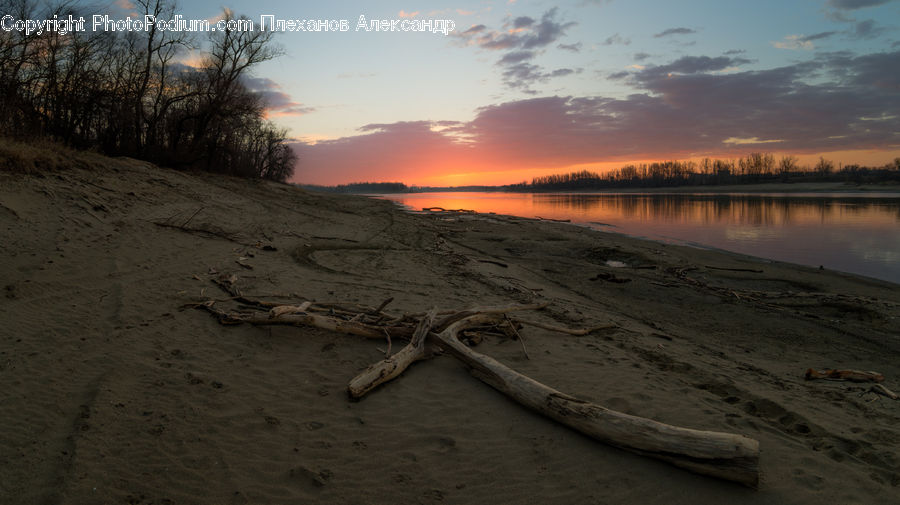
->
[113,0,899,186]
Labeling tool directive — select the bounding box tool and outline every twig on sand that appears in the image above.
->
[804,368,884,383]
[505,314,529,360]
[870,384,898,400]
[181,206,205,227]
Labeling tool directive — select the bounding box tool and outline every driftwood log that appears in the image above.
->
[348,309,437,398]
[195,280,760,487]
[431,314,760,488]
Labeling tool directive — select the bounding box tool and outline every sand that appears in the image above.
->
[1,156,899,505]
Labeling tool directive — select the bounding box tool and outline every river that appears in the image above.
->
[377,192,900,285]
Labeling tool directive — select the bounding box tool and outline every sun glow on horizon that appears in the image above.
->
[310,148,900,188]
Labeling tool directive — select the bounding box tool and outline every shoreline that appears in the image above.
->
[381,195,900,287]
[2,159,900,504]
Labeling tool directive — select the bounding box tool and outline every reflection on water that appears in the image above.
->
[379,192,900,284]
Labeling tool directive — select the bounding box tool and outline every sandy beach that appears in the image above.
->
[2,153,899,504]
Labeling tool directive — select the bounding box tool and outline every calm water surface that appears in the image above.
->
[378,192,900,285]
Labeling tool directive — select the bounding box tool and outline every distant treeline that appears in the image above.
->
[0,0,295,181]
[304,154,900,194]
[302,182,411,193]
[513,154,900,191]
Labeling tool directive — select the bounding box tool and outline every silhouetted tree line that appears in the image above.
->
[302,182,410,194]
[0,0,295,181]
[514,154,900,191]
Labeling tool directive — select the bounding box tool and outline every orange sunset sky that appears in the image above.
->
[174,0,900,186]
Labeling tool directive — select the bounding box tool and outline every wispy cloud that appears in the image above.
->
[803,31,839,41]
[723,137,785,145]
[827,0,894,10]
[454,8,579,92]
[773,35,815,50]
[558,42,583,52]
[771,30,839,50]
[398,10,419,19]
[654,27,696,38]
[823,0,895,22]
[602,33,630,46]
[243,77,315,117]
[851,19,886,38]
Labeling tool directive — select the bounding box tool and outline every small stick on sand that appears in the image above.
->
[804,368,885,383]
[870,384,898,400]
[505,314,529,360]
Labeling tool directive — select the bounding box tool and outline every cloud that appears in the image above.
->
[558,42,583,52]
[851,19,886,38]
[242,77,314,117]
[827,0,894,10]
[512,16,534,29]
[499,50,536,65]
[602,33,631,46]
[520,8,577,49]
[654,27,696,38]
[460,24,487,35]
[633,55,753,79]
[723,137,785,145]
[634,52,651,61]
[454,8,575,51]
[500,64,580,93]
[291,50,900,184]
[398,10,419,18]
[454,8,578,91]
[802,31,839,41]
[824,0,895,22]
[773,35,815,50]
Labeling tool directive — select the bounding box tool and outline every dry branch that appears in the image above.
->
[197,302,413,339]
[870,384,898,400]
[269,302,312,318]
[196,290,759,486]
[348,308,437,398]
[432,303,548,333]
[804,368,885,382]
[431,313,760,487]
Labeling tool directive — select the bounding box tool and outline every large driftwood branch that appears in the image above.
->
[197,302,413,339]
[348,308,437,398]
[196,287,759,486]
[431,314,760,487]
